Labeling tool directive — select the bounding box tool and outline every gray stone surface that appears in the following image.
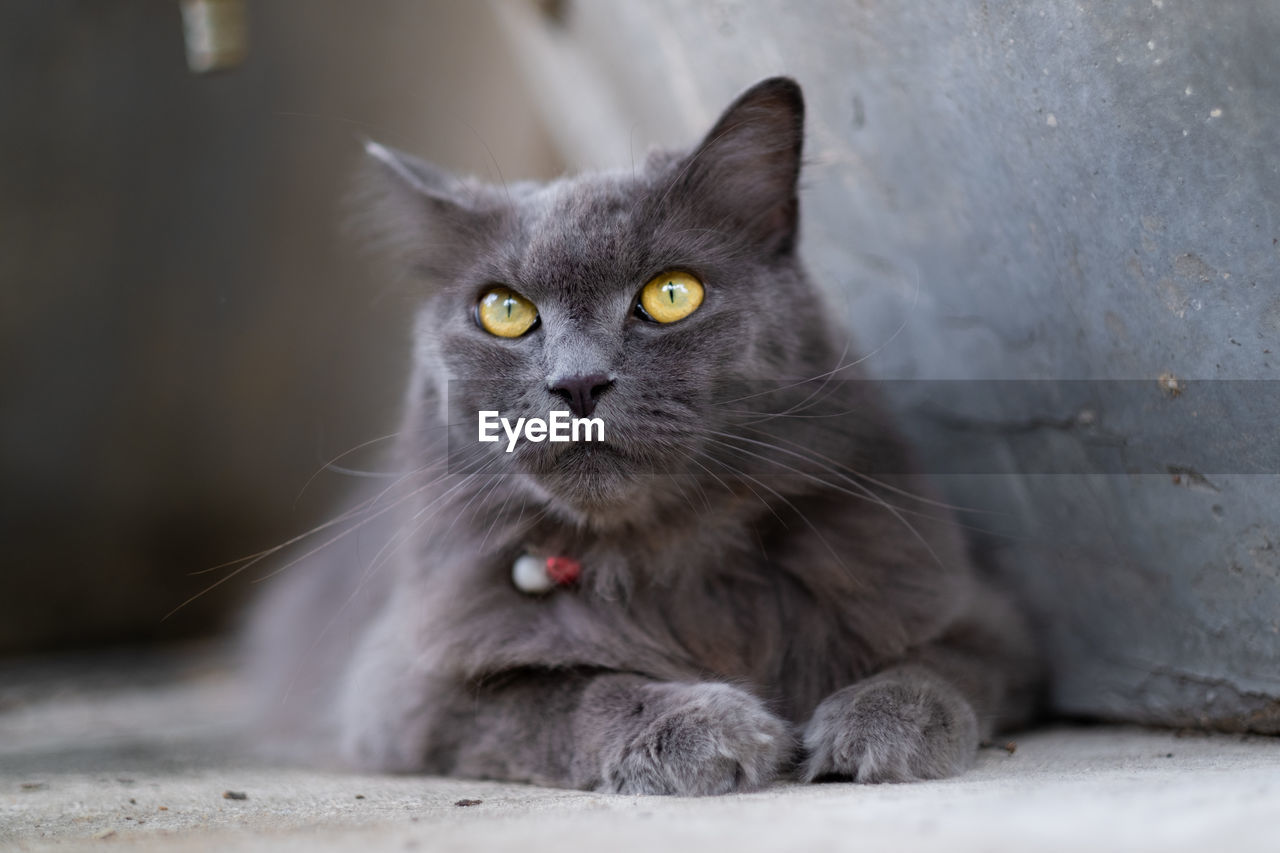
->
[3,651,1279,852]
[495,0,1280,730]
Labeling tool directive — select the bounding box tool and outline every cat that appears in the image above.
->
[244,77,1042,794]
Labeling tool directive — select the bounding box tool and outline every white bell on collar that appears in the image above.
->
[512,553,581,594]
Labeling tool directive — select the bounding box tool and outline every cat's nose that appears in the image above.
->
[547,373,614,419]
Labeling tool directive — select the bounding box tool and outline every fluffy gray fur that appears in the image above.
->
[245,78,1041,794]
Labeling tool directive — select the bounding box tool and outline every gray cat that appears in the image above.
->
[245,78,1041,794]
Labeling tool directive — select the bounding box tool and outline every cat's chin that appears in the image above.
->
[520,443,658,523]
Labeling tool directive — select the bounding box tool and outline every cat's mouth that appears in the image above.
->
[519,440,651,513]
[523,439,636,476]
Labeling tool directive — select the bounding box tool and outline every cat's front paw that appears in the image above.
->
[598,682,792,796]
[802,666,978,783]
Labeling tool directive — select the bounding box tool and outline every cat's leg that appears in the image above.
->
[348,662,793,794]
[446,671,792,795]
[800,661,980,783]
[334,598,793,793]
[801,593,1041,783]
[569,674,794,795]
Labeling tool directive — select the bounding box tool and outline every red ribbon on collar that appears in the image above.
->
[545,556,581,585]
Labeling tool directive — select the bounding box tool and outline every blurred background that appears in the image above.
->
[0,1,560,653]
[2,0,1278,733]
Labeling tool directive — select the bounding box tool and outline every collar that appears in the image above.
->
[512,553,581,594]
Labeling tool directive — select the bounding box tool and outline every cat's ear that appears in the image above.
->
[355,141,503,278]
[667,77,805,257]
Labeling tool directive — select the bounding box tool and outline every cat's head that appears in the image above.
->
[362,78,841,527]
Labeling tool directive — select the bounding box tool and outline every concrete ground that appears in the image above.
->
[2,648,1278,852]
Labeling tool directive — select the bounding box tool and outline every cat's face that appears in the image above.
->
[364,79,836,525]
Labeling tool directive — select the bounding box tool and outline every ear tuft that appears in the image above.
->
[364,140,434,195]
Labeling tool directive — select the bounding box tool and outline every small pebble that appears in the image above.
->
[355,794,366,800]
[454,799,483,807]
[222,790,248,801]
[21,782,47,791]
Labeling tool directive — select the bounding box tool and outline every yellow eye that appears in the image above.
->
[639,271,704,323]
[477,286,539,338]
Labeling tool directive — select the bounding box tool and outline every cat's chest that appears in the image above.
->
[510,551,840,683]
[432,529,891,718]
